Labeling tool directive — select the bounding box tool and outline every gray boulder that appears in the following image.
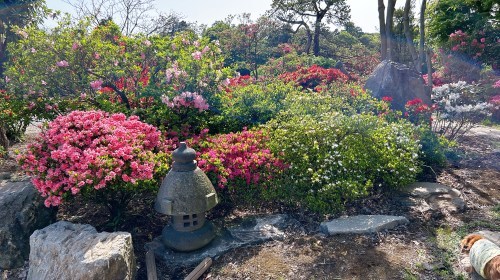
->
[0,180,55,269]
[28,221,136,280]
[365,60,431,111]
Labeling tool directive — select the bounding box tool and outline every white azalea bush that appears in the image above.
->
[265,112,420,214]
[432,81,492,139]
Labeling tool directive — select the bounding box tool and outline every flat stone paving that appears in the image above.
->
[405,182,465,213]
[319,215,409,235]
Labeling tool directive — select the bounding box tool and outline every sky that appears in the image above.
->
[45,0,416,33]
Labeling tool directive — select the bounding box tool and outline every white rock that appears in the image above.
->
[28,221,135,280]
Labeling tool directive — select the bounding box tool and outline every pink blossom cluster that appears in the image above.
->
[422,72,445,87]
[56,60,69,67]
[165,129,287,189]
[165,62,186,84]
[193,129,287,188]
[18,110,161,207]
[449,30,485,59]
[490,95,500,105]
[90,79,103,90]
[493,80,500,89]
[161,91,209,112]
[191,45,211,60]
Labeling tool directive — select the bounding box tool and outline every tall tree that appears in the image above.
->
[378,0,387,60]
[418,0,426,72]
[271,0,350,56]
[63,0,156,35]
[377,0,397,60]
[403,0,419,70]
[385,0,396,60]
[146,12,192,36]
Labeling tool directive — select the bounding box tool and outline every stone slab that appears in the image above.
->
[146,214,296,274]
[404,182,465,213]
[319,215,409,235]
[407,182,457,198]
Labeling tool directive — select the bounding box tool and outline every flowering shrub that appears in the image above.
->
[431,81,492,139]
[163,128,287,207]
[221,75,254,92]
[490,94,500,123]
[0,89,31,146]
[279,65,349,92]
[422,72,445,87]
[265,112,419,214]
[448,30,486,59]
[17,111,167,221]
[405,98,436,126]
[161,91,209,112]
[5,20,232,136]
[282,83,393,121]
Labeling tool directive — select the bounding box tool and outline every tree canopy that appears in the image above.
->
[271,0,350,56]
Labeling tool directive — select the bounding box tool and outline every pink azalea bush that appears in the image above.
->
[18,110,165,208]
[162,128,288,206]
[193,129,287,188]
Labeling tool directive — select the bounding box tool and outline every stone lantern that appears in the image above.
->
[154,142,219,252]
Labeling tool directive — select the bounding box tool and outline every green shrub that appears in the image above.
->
[215,80,298,132]
[282,82,393,118]
[416,126,449,169]
[265,112,420,214]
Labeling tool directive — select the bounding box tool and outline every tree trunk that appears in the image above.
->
[313,17,321,56]
[403,0,420,71]
[385,0,397,61]
[305,30,312,54]
[426,47,433,95]
[0,124,9,155]
[419,0,427,73]
[378,0,387,60]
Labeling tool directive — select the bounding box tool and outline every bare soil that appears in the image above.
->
[1,125,499,280]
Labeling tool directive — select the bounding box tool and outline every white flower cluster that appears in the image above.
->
[432,81,492,139]
[433,81,492,116]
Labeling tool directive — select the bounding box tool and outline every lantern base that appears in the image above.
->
[161,221,216,252]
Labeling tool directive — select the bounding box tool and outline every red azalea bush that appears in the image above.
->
[405,98,435,126]
[221,75,254,93]
[279,65,349,92]
[17,110,166,213]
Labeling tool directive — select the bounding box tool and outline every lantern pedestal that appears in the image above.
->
[161,221,216,252]
[146,214,296,275]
